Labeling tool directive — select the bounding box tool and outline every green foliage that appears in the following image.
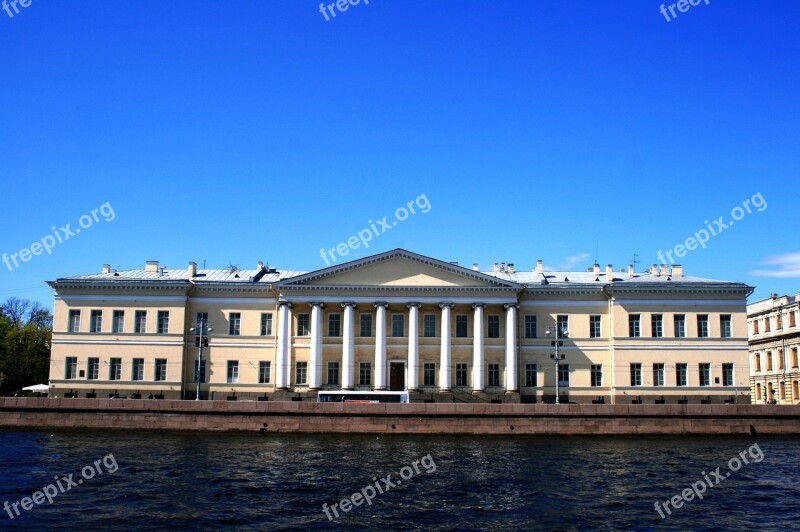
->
[0,298,52,395]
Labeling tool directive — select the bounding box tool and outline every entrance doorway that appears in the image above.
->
[389,362,405,391]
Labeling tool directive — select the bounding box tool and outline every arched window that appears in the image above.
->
[780,381,786,400]
[756,383,762,400]
[767,382,774,401]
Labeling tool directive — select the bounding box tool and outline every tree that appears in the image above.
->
[0,298,52,395]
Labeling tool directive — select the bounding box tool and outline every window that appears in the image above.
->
[132,358,144,381]
[720,315,732,338]
[756,382,762,401]
[557,315,569,335]
[752,320,759,335]
[676,363,687,386]
[722,363,734,387]
[488,364,500,387]
[260,313,273,336]
[699,363,710,386]
[297,313,309,336]
[780,381,786,400]
[90,310,102,333]
[629,314,641,337]
[360,314,372,337]
[755,353,762,372]
[630,363,642,386]
[524,315,537,339]
[327,362,339,385]
[674,314,686,338]
[455,363,468,386]
[134,311,147,334]
[653,363,664,387]
[229,312,241,336]
[792,348,798,369]
[766,351,773,372]
[109,358,121,381]
[112,310,125,333]
[227,360,239,384]
[423,363,436,386]
[68,310,81,332]
[328,313,341,337]
[651,315,663,338]
[195,359,207,383]
[259,361,271,384]
[156,311,169,334]
[589,316,601,338]
[295,362,307,385]
[790,311,797,328]
[525,364,538,387]
[487,315,500,338]
[359,362,371,386]
[697,315,709,338]
[794,381,799,402]
[392,315,404,337]
[423,315,436,338]
[147,359,165,382]
[777,313,783,330]
[195,312,209,331]
[764,317,771,332]
[778,349,785,371]
[87,358,99,380]
[456,315,468,338]
[65,357,77,379]
[591,364,602,387]
[558,364,569,387]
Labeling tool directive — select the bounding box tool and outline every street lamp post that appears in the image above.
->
[190,321,212,401]
[547,324,568,404]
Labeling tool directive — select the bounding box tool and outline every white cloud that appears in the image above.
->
[750,252,800,278]
[554,252,591,271]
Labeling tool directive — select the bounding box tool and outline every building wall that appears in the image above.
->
[748,294,800,405]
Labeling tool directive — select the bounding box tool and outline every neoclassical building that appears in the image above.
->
[47,249,753,403]
[748,293,800,404]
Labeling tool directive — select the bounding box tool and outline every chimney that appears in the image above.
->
[628,264,634,278]
[493,263,499,273]
[593,263,600,276]
[606,264,613,281]
[508,263,515,274]
[651,264,659,276]
[188,261,197,277]
[145,261,159,273]
[672,265,683,278]
[472,263,479,271]
[536,260,543,274]
[500,262,506,273]
[102,264,111,274]
[660,263,669,277]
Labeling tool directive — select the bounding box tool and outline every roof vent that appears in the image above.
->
[536,260,543,274]
[145,261,159,273]
[268,268,278,274]
[472,263,479,271]
[508,263,515,274]
[102,264,111,274]
[257,261,264,271]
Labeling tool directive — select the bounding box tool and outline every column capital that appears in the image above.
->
[341,302,358,309]
[503,303,519,310]
[406,302,421,309]
[278,301,293,309]
[373,302,389,309]
[309,302,325,309]
[439,302,454,309]
[472,303,486,309]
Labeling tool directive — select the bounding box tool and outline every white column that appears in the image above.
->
[407,303,420,391]
[309,303,324,389]
[472,304,485,392]
[285,305,293,387]
[342,303,356,390]
[439,303,452,391]
[504,304,518,393]
[374,303,388,390]
[275,302,291,389]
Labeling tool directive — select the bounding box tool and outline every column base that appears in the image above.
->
[472,389,484,394]
[374,387,387,391]
[407,387,419,393]
[439,388,451,393]
[505,390,519,395]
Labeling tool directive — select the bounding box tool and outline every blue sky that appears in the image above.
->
[1,1,798,308]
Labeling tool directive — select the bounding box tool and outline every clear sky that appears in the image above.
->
[1,1,798,308]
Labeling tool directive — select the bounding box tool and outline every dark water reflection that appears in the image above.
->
[0,430,798,530]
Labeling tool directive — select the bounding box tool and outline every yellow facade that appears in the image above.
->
[47,249,753,403]
[748,294,800,404]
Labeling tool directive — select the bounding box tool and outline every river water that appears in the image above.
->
[0,430,798,530]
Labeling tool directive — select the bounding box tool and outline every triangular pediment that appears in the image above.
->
[279,249,521,289]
